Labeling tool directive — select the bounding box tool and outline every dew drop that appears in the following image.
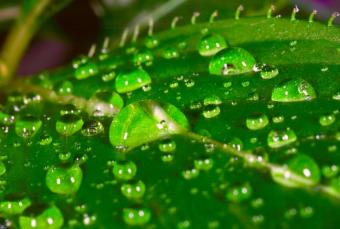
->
[246,113,269,130]
[226,183,252,203]
[162,47,179,59]
[260,65,279,79]
[197,33,227,56]
[271,154,320,187]
[81,120,104,137]
[133,51,154,66]
[0,197,31,215]
[202,105,221,118]
[46,165,83,195]
[267,129,297,148]
[19,205,64,229]
[112,161,137,181]
[319,114,336,126]
[123,207,151,226]
[121,180,146,200]
[144,36,159,49]
[74,61,99,80]
[182,167,199,180]
[56,114,84,136]
[194,157,213,171]
[209,47,256,76]
[158,139,176,153]
[15,115,42,138]
[271,79,316,102]
[115,69,152,93]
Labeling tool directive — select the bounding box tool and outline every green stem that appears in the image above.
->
[184,131,340,199]
[0,0,51,85]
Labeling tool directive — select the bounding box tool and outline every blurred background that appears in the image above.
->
[0,0,339,76]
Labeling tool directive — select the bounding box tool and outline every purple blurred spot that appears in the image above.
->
[18,38,71,76]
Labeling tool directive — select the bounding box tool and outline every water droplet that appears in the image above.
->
[0,161,6,176]
[203,95,222,106]
[123,207,151,226]
[158,139,176,153]
[267,129,297,148]
[197,33,227,56]
[202,105,221,118]
[226,183,252,203]
[102,71,116,82]
[182,167,199,180]
[194,157,213,171]
[271,154,320,187]
[322,165,339,178]
[115,69,152,93]
[161,153,174,162]
[133,51,154,66]
[121,180,145,199]
[246,114,269,130]
[39,133,53,146]
[162,47,179,59]
[57,81,73,95]
[110,101,189,150]
[271,79,316,102]
[260,65,279,79]
[209,48,256,76]
[112,161,137,181]
[19,205,64,229]
[56,114,84,136]
[319,114,336,126]
[144,36,159,49]
[15,115,42,138]
[81,120,104,137]
[0,197,31,215]
[75,61,99,80]
[46,165,83,195]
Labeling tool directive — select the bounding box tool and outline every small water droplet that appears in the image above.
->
[267,129,297,148]
[121,180,145,199]
[246,114,269,130]
[123,207,151,226]
[112,161,137,181]
[56,114,84,136]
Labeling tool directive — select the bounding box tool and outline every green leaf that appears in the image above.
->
[0,13,340,228]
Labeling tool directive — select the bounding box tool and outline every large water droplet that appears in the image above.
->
[197,34,227,56]
[194,157,213,171]
[109,101,189,151]
[271,154,320,187]
[209,48,256,76]
[46,165,83,195]
[115,69,152,93]
[271,79,316,102]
